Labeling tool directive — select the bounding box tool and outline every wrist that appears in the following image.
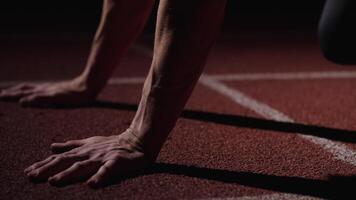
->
[117,128,160,162]
[71,75,100,100]
[125,123,167,162]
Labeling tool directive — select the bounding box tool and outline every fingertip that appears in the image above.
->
[86,179,99,189]
[50,143,61,149]
[20,97,43,108]
[19,98,32,107]
[51,142,60,146]
[20,94,40,104]
[27,171,41,183]
[48,176,63,187]
[0,92,15,101]
[0,89,8,95]
[48,176,57,183]
[27,171,37,178]
[24,167,32,174]
[51,142,68,148]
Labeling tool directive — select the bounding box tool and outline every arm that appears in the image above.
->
[130,0,227,159]
[24,0,227,187]
[79,0,154,97]
[0,0,154,106]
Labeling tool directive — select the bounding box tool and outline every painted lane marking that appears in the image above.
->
[200,75,356,166]
[200,193,323,200]
[108,77,146,84]
[209,71,356,81]
[0,80,47,87]
[0,78,146,88]
[3,69,356,88]
[3,70,356,88]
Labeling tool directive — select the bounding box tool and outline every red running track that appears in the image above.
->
[0,30,356,199]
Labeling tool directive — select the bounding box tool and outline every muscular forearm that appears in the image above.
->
[78,0,154,97]
[129,0,227,159]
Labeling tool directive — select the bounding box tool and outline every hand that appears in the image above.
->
[0,78,95,107]
[24,131,152,188]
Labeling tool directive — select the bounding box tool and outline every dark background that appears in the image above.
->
[0,1,326,34]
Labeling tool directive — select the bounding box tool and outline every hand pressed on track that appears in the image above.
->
[0,79,95,107]
[24,131,152,188]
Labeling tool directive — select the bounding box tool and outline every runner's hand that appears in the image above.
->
[24,131,151,188]
[0,79,95,107]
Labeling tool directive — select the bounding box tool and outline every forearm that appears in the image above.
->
[78,0,154,97]
[129,0,227,159]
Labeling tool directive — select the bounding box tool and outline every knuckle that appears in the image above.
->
[73,160,89,168]
[111,153,123,161]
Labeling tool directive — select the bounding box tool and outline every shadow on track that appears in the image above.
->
[106,163,355,199]
[81,100,356,143]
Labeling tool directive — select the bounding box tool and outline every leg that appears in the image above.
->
[24,0,227,187]
[0,0,154,106]
[318,0,356,64]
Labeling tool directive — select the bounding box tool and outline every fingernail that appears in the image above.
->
[19,100,27,105]
[19,99,28,104]
[51,143,59,147]
[87,180,98,189]
[48,177,61,186]
[27,171,38,178]
[24,168,31,173]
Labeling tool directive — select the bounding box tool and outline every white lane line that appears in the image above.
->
[0,77,146,88]
[3,70,356,88]
[200,75,356,166]
[209,71,356,81]
[108,77,146,84]
[199,76,292,122]
[0,80,47,87]
[201,193,322,200]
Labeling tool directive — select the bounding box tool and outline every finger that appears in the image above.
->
[24,156,56,174]
[27,154,87,183]
[87,160,117,188]
[0,90,34,101]
[48,160,101,187]
[51,140,85,154]
[0,83,36,98]
[19,93,55,107]
[3,83,36,92]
